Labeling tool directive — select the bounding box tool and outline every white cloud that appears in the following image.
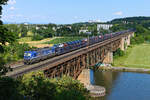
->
[74,16,84,20]
[10,6,15,10]
[114,11,123,16]
[3,14,23,20]
[8,0,16,5]
[74,16,78,19]
[16,14,23,17]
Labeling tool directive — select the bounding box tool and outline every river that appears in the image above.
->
[92,70,150,100]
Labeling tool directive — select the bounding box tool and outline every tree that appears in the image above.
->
[43,26,55,38]
[113,48,125,58]
[0,0,8,24]
[0,26,17,75]
[0,0,17,76]
[32,33,44,41]
[18,72,56,100]
[0,77,23,100]
[4,24,21,38]
[18,71,90,100]
[135,25,146,36]
[3,43,33,62]
[0,25,16,45]
[56,26,72,36]
[20,24,28,37]
[0,0,9,46]
[53,76,90,100]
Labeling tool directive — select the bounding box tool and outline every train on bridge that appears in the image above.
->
[24,29,135,65]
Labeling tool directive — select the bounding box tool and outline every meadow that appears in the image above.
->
[113,44,150,68]
[44,37,84,44]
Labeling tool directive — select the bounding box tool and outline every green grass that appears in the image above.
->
[113,44,150,68]
[44,37,84,44]
[18,37,32,42]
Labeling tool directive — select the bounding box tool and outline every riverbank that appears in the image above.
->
[113,44,150,69]
[99,66,150,74]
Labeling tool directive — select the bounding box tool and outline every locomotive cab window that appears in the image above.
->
[24,53,31,57]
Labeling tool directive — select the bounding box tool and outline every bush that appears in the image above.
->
[52,76,89,100]
[18,72,56,100]
[131,37,136,44]
[131,35,145,44]
[2,43,34,62]
[145,35,150,42]
[113,48,125,58]
[0,77,23,100]
[43,33,53,38]
[15,43,34,58]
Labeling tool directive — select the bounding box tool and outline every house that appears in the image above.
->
[79,29,89,34]
[97,24,113,31]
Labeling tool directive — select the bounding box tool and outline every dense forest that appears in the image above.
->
[111,16,150,24]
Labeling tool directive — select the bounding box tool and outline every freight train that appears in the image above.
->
[24,29,134,65]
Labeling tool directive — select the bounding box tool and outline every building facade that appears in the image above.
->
[97,24,113,31]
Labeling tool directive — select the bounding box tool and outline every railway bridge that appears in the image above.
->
[7,30,135,79]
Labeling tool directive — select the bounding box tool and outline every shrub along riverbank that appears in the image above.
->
[113,43,150,69]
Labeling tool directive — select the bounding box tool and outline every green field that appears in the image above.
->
[18,37,32,42]
[113,44,150,68]
[44,37,84,44]
[17,37,84,48]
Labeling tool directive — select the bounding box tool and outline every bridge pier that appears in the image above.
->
[131,32,135,37]
[120,37,125,51]
[77,69,106,97]
[120,32,134,51]
[77,69,91,85]
[102,51,113,64]
[127,34,131,46]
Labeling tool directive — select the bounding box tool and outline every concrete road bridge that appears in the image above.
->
[7,30,135,79]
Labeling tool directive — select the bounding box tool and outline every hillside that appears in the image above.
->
[110,16,150,24]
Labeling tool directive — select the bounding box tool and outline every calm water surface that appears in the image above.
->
[92,70,150,100]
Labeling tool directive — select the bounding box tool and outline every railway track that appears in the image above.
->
[12,64,26,70]
[6,32,131,78]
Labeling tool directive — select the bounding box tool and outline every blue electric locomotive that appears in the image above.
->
[24,47,55,64]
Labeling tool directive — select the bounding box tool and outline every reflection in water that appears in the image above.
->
[92,70,150,100]
[90,69,94,85]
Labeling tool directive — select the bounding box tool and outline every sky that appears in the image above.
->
[2,0,150,24]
